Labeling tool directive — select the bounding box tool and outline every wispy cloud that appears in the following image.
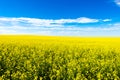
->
[0,17,104,25]
[102,19,112,22]
[53,17,99,24]
[0,17,118,36]
[114,0,120,6]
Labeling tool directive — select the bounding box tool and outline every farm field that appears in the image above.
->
[1,35,120,80]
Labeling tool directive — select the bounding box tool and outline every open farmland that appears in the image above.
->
[1,35,120,80]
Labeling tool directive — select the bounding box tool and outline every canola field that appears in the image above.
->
[1,35,120,80]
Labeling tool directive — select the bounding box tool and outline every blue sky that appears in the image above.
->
[0,0,120,36]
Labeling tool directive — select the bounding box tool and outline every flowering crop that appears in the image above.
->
[0,36,120,80]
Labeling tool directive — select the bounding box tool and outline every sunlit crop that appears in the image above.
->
[1,35,120,80]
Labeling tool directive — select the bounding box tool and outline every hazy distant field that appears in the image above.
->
[1,35,120,80]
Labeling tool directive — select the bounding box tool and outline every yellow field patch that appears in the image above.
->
[0,35,120,79]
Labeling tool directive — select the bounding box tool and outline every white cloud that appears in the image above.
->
[0,27,16,34]
[102,19,112,22]
[74,17,99,23]
[0,17,118,36]
[53,17,99,24]
[0,17,99,25]
[114,0,120,6]
[0,17,110,27]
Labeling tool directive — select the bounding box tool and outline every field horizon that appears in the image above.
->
[1,34,120,38]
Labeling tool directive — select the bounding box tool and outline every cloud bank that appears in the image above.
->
[0,17,119,36]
